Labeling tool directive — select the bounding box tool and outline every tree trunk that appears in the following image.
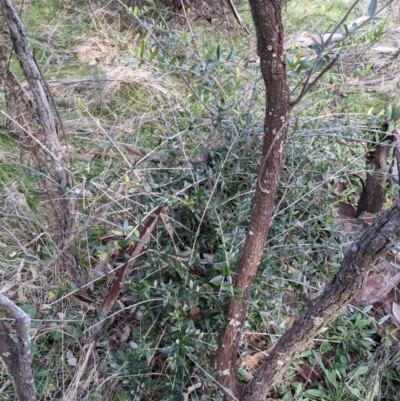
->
[0,0,86,287]
[216,0,289,398]
[216,1,400,400]
[356,133,392,217]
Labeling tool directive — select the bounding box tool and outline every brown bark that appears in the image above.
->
[241,199,400,399]
[216,0,289,398]
[0,294,37,401]
[0,0,86,286]
[216,1,399,400]
[356,137,391,217]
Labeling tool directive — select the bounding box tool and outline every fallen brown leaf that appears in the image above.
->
[352,273,400,306]
[241,351,266,369]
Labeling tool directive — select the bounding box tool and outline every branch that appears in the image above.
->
[289,0,361,107]
[0,0,86,286]
[289,0,396,107]
[241,199,400,399]
[222,0,251,35]
[290,55,338,108]
[0,292,37,401]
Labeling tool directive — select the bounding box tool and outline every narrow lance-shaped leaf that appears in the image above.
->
[368,0,378,17]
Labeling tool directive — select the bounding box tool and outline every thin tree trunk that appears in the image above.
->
[0,0,86,286]
[357,132,392,217]
[216,0,289,398]
[216,1,400,399]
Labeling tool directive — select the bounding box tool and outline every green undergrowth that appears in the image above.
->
[284,0,359,35]
[1,0,400,400]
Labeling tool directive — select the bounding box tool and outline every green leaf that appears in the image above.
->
[349,22,357,33]
[116,391,131,401]
[169,55,178,65]
[362,305,373,313]
[368,0,378,17]
[314,58,325,72]
[149,48,158,61]
[21,304,37,317]
[311,43,322,56]
[140,40,146,59]
[378,314,390,324]
[303,388,328,397]
[351,365,369,378]
[209,275,224,286]
[386,104,392,120]
[348,387,361,397]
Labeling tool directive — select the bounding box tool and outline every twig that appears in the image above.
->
[3,226,42,262]
[0,212,37,223]
[289,0,395,107]
[124,144,204,165]
[290,56,339,108]
[0,380,12,395]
